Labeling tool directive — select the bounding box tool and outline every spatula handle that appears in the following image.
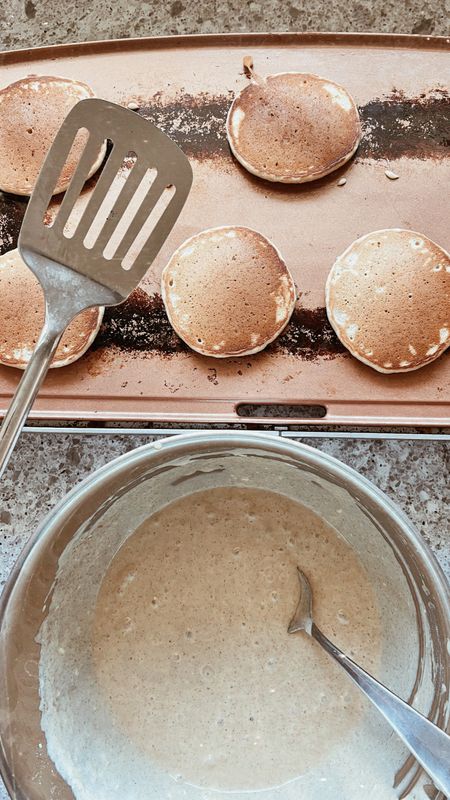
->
[0,320,65,479]
[312,623,450,797]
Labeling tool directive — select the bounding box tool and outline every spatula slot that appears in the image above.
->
[121,184,176,270]
[43,127,90,227]
[83,150,140,249]
[46,127,107,235]
[103,166,158,261]
[62,185,93,239]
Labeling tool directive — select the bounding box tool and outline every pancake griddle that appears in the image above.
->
[0,33,449,426]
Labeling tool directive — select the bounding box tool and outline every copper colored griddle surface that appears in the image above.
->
[0,33,449,426]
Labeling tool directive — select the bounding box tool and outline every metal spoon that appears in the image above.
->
[288,567,450,797]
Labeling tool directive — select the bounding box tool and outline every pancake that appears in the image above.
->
[326,229,450,373]
[0,249,104,368]
[161,226,296,358]
[0,75,106,196]
[226,61,361,183]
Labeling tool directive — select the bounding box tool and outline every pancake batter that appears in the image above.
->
[91,487,381,792]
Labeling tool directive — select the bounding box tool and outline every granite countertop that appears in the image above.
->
[0,0,449,48]
[0,3,449,799]
[1,431,449,584]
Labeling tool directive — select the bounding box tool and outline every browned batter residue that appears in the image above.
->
[358,89,450,161]
[135,88,449,163]
[92,290,345,362]
[92,289,188,356]
[0,193,26,254]
[272,306,347,360]
[138,92,233,161]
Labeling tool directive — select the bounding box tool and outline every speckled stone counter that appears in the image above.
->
[0,3,449,798]
[0,0,449,49]
[1,431,449,587]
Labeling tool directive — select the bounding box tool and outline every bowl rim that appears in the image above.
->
[2,431,449,623]
[1,431,449,800]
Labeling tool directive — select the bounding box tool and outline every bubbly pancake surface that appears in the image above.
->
[0,75,105,196]
[161,226,296,357]
[0,249,103,368]
[326,229,450,373]
[227,71,361,183]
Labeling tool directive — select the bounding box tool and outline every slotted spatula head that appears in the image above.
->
[0,97,192,479]
[18,97,193,306]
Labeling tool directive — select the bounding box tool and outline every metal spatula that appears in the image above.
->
[0,98,192,478]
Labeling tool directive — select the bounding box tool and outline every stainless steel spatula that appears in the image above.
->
[0,98,192,478]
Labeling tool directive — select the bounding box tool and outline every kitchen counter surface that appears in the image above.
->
[0,0,449,49]
[1,431,449,589]
[0,3,449,799]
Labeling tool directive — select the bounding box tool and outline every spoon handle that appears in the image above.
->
[312,623,450,797]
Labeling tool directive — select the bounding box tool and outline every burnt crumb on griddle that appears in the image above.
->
[92,288,188,356]
[358,88,450,161]
[137,92,232,161]
[134,88,449,164]
[0,193,27,254]
[207,367,219,385]
[93,290,345,362]
[270,306,347,360]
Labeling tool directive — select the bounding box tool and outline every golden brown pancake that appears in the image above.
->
[0,75,106,196]
[161,226,296,357]
[0,249,103,368]
[227,64,361,183]
[326,229,450,373]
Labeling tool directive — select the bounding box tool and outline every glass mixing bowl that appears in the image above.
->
[1,433,449,799]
